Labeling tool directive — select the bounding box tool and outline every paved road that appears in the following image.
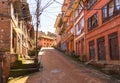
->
[8,47,120,83]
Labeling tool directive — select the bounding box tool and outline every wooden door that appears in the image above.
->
[109,32,119,60]
[89,40,95,59]
[97,37,106,60]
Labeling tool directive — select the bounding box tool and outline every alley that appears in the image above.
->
[24,47,119,83]
[8,47,120,83]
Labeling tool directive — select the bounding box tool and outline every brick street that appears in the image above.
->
[8,47,120,83]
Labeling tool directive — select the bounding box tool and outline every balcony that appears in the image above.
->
[65,8,72,17]
[62,0,69,12]
[72,0,80,10]
[64,0,73,17]
[54,14,62,28]
[62,5,68,12]
[64,0,69,5]
[61,32,74,43]
[66,21,74,31]
[22,3,31,21]
[59,25,65,35]
[62,16,68,22]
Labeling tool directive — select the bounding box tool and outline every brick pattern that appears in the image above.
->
[0,1,9,16]
[0,17,11,49]
[85,0,120,63]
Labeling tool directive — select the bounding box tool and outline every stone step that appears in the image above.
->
[9,67,39,77]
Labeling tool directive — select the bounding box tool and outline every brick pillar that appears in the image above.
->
[86,41,89,61]
[105,35,110,63]
[118,29,120,60]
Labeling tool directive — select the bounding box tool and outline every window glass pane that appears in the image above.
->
[115,0,120,10]
[109,1,114,16]
[78,21,81,31]
[70,28,74,34]
[76,24,79,35]
[87,0,96,9]
[88,13,98,30]
[75,10,79,18]
[88,18,91,29]
[81,18,84,29]
[102,6,108,19]
[94,14,98,26]
[92,16,94,27]
[79,3,83,12]
[87,0,91,9]
[92,13,98,27]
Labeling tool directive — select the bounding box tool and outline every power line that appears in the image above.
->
[54,0,63,5]
[41,0,55,12]
[70,1,120,11]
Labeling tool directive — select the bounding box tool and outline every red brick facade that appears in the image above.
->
[0,0,34,82]
[85,0,120,64]
[0,18,11,49]
[55,0,120,65]
[38,36,56,47]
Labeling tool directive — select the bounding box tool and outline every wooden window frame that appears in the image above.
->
[87,0,97,10]
[88,13,98,31]
[102,0,120,22]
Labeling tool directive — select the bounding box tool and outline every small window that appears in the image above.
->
[102,0,120,22]
[87,0,97,9]
[76,18,84,35]
[102,6,108,19]
[76,24,79,35]
[115,0,120,11]
[108,0,114,16]
[75,9,79,18]
[79,3,84,12]
[88,13,98,31]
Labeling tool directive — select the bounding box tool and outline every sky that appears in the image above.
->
[27,0,64,34]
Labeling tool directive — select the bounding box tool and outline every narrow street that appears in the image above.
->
[8,47,120,83]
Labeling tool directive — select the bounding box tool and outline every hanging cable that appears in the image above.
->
[54,0,63,5]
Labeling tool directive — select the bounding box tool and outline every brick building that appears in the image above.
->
[0,0,34,82]
[38,31,56,47]
[54,14,62,49]
[56,0,75,53]
[55,0,120,66]
[55,0,85,55]
[74,1,85,60]
[85,0,120,64]
[38,36,56,47]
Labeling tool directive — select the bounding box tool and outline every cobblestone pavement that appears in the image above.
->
[8,47,120,83]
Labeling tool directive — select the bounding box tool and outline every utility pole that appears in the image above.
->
[35,0,41,63]
[35,0,55,64]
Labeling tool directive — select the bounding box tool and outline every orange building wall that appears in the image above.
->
[85,0,120,64]
[38,37,56,47]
